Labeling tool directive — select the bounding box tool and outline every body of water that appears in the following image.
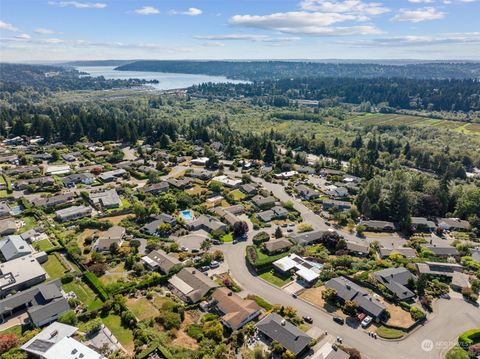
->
[76,66,247,90]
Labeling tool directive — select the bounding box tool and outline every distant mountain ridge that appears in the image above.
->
[114,60,480,80]
[63,60,135,67]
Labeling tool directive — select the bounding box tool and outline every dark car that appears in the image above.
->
[303,316,313,324]
[333,316,345,325]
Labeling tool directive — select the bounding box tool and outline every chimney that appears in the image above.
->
[281,319,286,326]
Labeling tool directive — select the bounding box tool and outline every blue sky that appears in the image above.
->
[1,0,479,61]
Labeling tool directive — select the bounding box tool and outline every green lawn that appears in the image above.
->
[259,269,292,287]
[222,232,233,243]
[34,238,55,251]
[446,346,469,359]
[376,326,405,339]
[43,254,68,279]
[126,298,159,321]
[0,325,22,336]
[63,279,103,310]
[230,189,246,201]
[102,314,134,353]
[18,216,37,233]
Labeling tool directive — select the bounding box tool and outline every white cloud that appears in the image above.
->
[201,41,225,47]
[229,11,382,35]
[134,6,160,15]
[300,0,390,15]
[48,1,107,9]
[338,32,480,46]
[34,28,59,35]
[170,8,203,16]
[44,38,64,43]
[0,21,18,32]
[392,7,446,22]
[15,33,31,40]
[409,0,435,3]
[195,34,300,42]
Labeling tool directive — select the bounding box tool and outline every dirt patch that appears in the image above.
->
[99,214,133,224]
[172,312,199,350]
[382,301,415,328]
[300,286,346,318]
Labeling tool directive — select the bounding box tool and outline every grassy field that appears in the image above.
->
[102,314,135,353]
[376,326,405,339]
[259,269,292,287]
[445,346,469,359]
[43,254,67,279]
[62,279,103,310]
[221,233,233,243]
[17,216,37,234]
[126,297,159,321]
[34,238,55,252]
[0,325,23,336]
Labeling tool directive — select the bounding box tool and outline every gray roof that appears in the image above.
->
[28,297,70,326]
[31,193,75,208]
[188,214,226,233]
[290,230,326,246]
[325,277,386,317]
[378,247,417,259]
[143,182,169,194]
[373,268,416,301]
[143,250,180,273]
[0,235,32,261]
[89,189,121,208]
[438,218,471,230]
[423,245,459,256]
[345,241,369,255]
[360,220,395,230]
[252,195,276,208]
[256,313,312,356]
[168,267,218,303]
[264,239,293,253]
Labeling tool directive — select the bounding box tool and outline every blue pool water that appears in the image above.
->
[181,210,193,220]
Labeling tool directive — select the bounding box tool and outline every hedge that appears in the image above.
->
[136,344,173,359]
[246,245,288,270]
[83,271,109,301]
[458,328,480,348]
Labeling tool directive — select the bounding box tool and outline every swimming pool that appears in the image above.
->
[181,210,193,220]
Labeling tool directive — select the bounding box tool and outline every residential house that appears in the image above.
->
[325,277,386,318]
[422,244,460,259]
[167,177,193,189]
[168,267,219,303]
[251,195,276,210]
[239,183,257,196]
[256,313,312,357]
[359,220,395,232]
[411,217,436,232]
[0,279,69,327]
[89,189,122,209]
[437,218,471,232]
[416,261,464,276]
[296,184,320,200]
[21,321,106,359]
[378,247,417,259]
[141,214,177,236]
[5,165,40,176]
[187,215,227,233]
[256,206,289,222]
[0,218,17,236]
[191,157,209,166]
[93,225,126,252]
[290,230,326,246]
[55,205,92,222]
[210,288,261,331]
[61,173,95,187]
[0,252,48,297]
[322,199,352,212]
[45,165,70,176]
[143,182,169,195]
[0,203,11,218]
[187,169,214,181]
[274,171,298,179]
[372,268,416,301]
[98,168,126,182]
[273,253,321,286]
[141,250,180,274]
[212,175,242,188]
[345,241,370,257]
[31,193,75,209]
[319,169,344,178]
[0,235,33,261]
[312,342,349,359]
[15,177,55,191]
[264,239,293,255]
[324,185,349,198]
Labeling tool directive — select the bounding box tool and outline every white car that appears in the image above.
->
[361,316,373,328]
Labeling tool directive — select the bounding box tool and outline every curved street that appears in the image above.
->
[219,168,480,359]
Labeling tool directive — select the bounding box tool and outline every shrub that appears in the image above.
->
[253,232,270,246]
[83,271,109,301]
[459,329,480,348]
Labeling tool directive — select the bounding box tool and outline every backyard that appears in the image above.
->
[42,254,68,279]
[62,278,103,310]
[126,297,159,321]
[259,269,292,287]
[102,314,135,354]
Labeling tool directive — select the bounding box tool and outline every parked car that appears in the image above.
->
[209,261,220,269]
[199,266,210,272]
[333,316,345,325]
[361,316,373,328]
[303,316,313,324]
